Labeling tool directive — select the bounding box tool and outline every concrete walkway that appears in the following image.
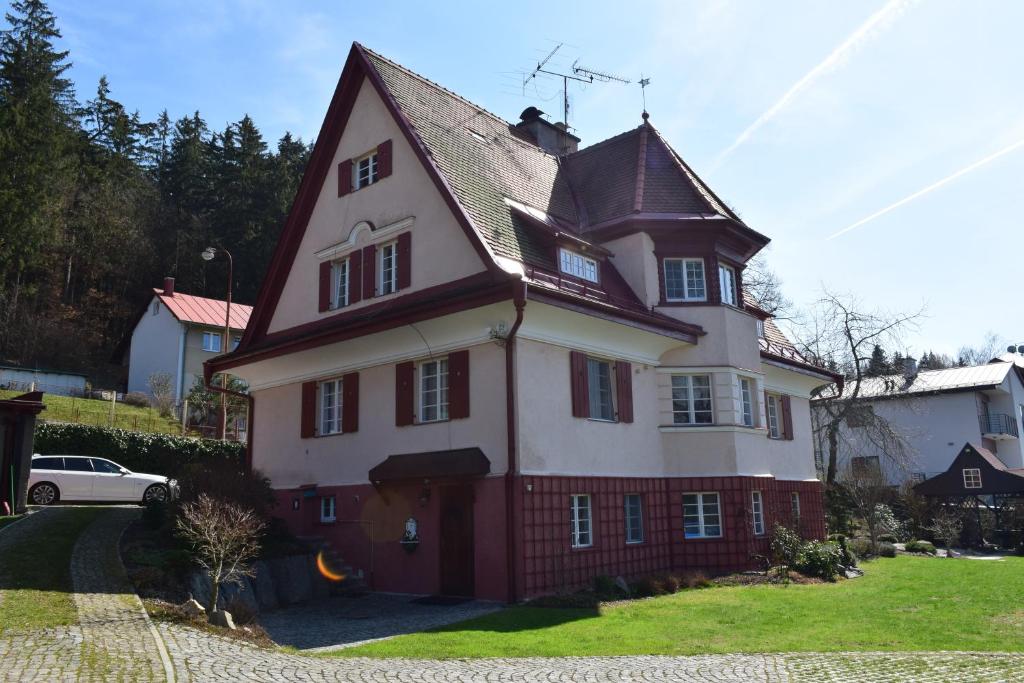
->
[3,508,1024,682]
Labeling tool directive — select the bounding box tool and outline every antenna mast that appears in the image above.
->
[523,45,631,127]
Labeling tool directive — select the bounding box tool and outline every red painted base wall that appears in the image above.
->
[271,474,824,602]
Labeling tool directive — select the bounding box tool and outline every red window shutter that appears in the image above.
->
[349,248,363,304]
[342,372,359,433]
[318,261,332,312]
[396,232,411,290]
[301,381,317,438]
[570,350,590,418]
[337,159,352,196]
[377,139,393,178]
[448,349,470,419]
[615,360,633,423]
[362,243,377,298]
[781,395,794,440]
[395,361,415,426]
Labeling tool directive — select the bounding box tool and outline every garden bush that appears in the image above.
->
[771,525,804,568]
[660,573,681,594]
[850,538,872,558]
[834,534,857,567]
[681,571,712,589]
[34,422,244,478]
[632,575,667,597]
[796,540,843,581]
[877,542,897,557]
[877,534,897,543]
[904,540,936,555]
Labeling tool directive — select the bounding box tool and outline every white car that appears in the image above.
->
[28,455,179,505]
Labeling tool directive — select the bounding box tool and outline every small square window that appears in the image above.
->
[559,248,599,283]
[320,495,336,523]
[683,492,722,538]
[671,375,713,425]
[664,258,706,302]
[624,494,644,544]
[963,468,982,489]
[587,358,615,421]
[201,332,222,353]
[570,494,592,548]
[379,242,398,295]
[354,152,379,189]
[419,358,449,422]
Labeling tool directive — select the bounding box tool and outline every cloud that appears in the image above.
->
[710,0,918,170]
[828,136,1024,239]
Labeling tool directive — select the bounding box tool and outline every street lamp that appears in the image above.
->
[201,246,233,440]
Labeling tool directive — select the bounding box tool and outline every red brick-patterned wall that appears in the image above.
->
[517,474,824,598]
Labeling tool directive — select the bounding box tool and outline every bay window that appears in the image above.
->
[718,263,737,306]
[664,258,706,302]
[671,375,713,425]
[740,377,754,427]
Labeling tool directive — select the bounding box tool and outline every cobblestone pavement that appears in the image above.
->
[260,593,502,651]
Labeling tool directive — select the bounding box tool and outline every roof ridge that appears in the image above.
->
[154,288,254,310]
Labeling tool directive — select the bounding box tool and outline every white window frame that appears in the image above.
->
[319,378,343,436]
[332,257,349,309]
[791,492,801,521]
[963,468,982,489]
[379,241,398,295]
[587,357,616,421]
[751,490,765,535]
[559,248,599,283]
[663,258,706,302]
[354,151,379,189]
[624,494,644,545]
[756,319,765,338]
[683,492,722,539]
[231,336,241,351]
[418,358,449,423]
[201,331,222,353]
[766,393,782,438]
[739,377,754,427]
[671,374,713,425]
[718,263,737,306]
[570,494,593,548]
[320,495,336,523]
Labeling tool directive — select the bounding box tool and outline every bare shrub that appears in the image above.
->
[148,372,175,417]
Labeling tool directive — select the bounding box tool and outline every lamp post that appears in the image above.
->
[201,246,233,440]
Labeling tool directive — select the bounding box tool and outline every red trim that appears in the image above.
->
[300,381,316,438]
[337,159,352,196]
[781,395,794,441]
[362,243,377,298]
[448,349,470,419]
[616,360,633,423]
[342,372,359,433]
[395,361,415,426]
[570,350,589,418]
[377,139,392,178]
[396,231,412,291]
[349,248,363,304]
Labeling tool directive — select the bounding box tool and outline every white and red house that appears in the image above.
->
[206,43,840,602]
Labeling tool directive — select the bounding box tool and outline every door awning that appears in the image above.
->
[369,447,490,484]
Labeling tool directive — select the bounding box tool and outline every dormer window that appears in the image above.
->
[559,248,598,283]
[719,263,738,306]
[354,151,379,189]
[664,258,706,302]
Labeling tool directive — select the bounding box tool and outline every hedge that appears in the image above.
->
[34,423,245,477]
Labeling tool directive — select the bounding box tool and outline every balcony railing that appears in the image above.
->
[980,413,1019,439]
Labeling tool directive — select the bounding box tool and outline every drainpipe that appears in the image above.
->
[504,280,527,604]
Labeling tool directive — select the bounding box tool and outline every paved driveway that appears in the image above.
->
[3,507,1024,682]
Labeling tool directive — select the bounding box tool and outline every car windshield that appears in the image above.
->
[91,459,123,474]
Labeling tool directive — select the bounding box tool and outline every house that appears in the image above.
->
[812,355,1024,484]
[126,277,253,402]
[205,43,839,601]
[0,364,87,397]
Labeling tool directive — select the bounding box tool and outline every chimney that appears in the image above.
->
[515,106,580,155]
[163,276,175,297]
[902,356,918,381]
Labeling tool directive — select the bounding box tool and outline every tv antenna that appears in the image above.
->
[639,74,651,118]
[522,43,631,127]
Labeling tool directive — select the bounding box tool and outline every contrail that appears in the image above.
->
[711,0,917,170]
[828,137,1024,239]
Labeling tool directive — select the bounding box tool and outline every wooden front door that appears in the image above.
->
[439,485,475,597]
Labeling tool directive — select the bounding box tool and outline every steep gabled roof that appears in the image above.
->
[154,289,252,330]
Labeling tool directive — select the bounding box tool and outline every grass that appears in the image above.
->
[0,507,104,633]
[0,389,181,435]
[332,556,1024,658]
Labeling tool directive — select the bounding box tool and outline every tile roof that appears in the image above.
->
[154,289,252,330]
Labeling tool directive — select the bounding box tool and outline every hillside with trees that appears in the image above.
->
[0,0,311,386]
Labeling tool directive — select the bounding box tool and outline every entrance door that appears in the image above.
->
[439,485,475,597]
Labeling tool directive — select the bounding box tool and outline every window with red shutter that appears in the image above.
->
[348,247,363,304]
[448,350,470,419]
[377,139,393,178]
[615,360,633,423]
[569,350,590,418]
[300,381,317,438]
[781,395,794,440]
[318,261,332,312]
[342,372,359,433]
[337,159,352,196]
[396,232,411,290]
[395,361,415,426]
[362,244,377,298]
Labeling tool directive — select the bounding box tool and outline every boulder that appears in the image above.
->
[188,572,219,611]
[220,577,259,615]
[251,561,279,611]
[270,554,312,606]
[180,598,206,619]
[209,609,236,630]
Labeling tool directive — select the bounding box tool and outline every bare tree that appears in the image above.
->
[176,494,266,618]
[796,290,923,487]
[147,371,175,418]
[957,332,1005,366]
[743,252,791,318]
[840,468,897,552]
[926,507,964,557]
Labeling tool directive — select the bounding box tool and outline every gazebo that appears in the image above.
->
[0,391,46,515]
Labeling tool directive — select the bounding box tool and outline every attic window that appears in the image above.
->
[354,151,379,189]
[559,248,598,283]
[467,129,488,143]
[963,468,982,489]
[756,320,765,338]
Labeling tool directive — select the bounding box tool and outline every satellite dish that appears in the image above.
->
[1010,346,1017,353]
[1017,344,1024,354]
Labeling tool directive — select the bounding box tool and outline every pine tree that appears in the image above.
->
[866,344,888,377]
[889,351,905,375]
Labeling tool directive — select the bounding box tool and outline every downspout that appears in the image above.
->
[504,280,527,604]
[203,363,255,473]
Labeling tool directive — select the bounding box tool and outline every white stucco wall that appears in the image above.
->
[267,77,486,334]
[127,297,185,399]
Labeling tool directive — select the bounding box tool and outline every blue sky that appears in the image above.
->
[46,0,1023,356]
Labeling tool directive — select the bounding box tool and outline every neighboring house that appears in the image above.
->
[206,43,839,602]
[127,277,253,401]
[0,365,87,397]
[812,354,1024,484]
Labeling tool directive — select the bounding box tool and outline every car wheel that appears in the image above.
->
[29,482,59,506]
[143,484,168,504]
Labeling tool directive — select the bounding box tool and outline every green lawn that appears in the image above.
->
[0,389,181,435]
[334,556,1024,658]
[0,507,104,633]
